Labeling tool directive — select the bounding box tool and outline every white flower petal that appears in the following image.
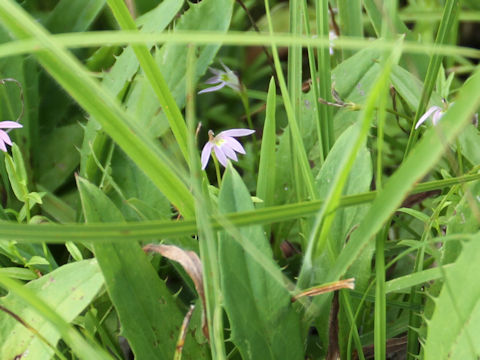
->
[204,76,222,84]
[201,142,213,170]
[0,130,12,146]
[198,82,226,94]
[432,110,444,125]
[222,136,246,154]
[220,61,233,74]
[209,67,223,76]
[221,144,239,161]
[219,129,255,137]
[0,133,8,152]
[213,145,228,167]
[0,121,22,129]
[415,106,441,129]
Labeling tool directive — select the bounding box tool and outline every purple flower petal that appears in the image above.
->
[213,145,228,167]
[225,82,241,92]
[219,129,255,137]
[0,121,23,129]
[221,136,246,154]
[201,142,213,169]
[221,143,239,161]
[208,67,223,76]
[432,109,444,125]
[0,132,8,152]
[220,61,233,74]
[198,82,226,94]
[415,106,441,129]
[0,130,12,146]
[204,76,221,84]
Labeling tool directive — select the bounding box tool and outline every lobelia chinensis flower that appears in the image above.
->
[415,99,452,129]
[329,30,338,55]
[198,62,241,94]
[0,121,22,152]
[201,128,255,170]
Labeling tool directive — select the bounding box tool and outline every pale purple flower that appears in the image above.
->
[0,121,22,152]
[201,129,255,169]
[329,30,337,55]
[198,62,241,94]
[415,106,444,129]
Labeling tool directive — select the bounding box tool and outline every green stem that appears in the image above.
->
[212,152,222,187]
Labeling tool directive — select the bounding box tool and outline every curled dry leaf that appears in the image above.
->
[143,244,208,340]
[291,278,355,302]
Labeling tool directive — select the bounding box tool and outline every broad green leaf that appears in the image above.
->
[0,267,36,281]
[443,180,480,264]
[256,77,276,213]
[77,176,208,360]
[424,233,480,359]
[218,165,303,360]
[37,123,84,192]
[0,259,104,359]
[313,124,373,284]
[46,0,105,33]
[457,124,480,167]
[109,148,171,221]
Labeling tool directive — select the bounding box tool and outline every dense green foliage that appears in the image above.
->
[0,0,479,359]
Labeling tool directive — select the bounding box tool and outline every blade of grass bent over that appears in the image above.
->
[1,31,480,61]
[0,0,195,218]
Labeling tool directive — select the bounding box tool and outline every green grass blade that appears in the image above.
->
[185,45,226,359]
[424,234,480,359]
[0,174,478,244]
[264,0,317,201]
[105,0,189,160]
[256,77,277,221]
[404,0,460,156]
[316,0,334,153]
[1,31,480,60]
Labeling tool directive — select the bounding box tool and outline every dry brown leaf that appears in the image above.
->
[291,278,355,302]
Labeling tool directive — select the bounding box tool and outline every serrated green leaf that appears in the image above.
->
[218,165,303,360]
[424,233,480,359]
[77,176,208,360]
